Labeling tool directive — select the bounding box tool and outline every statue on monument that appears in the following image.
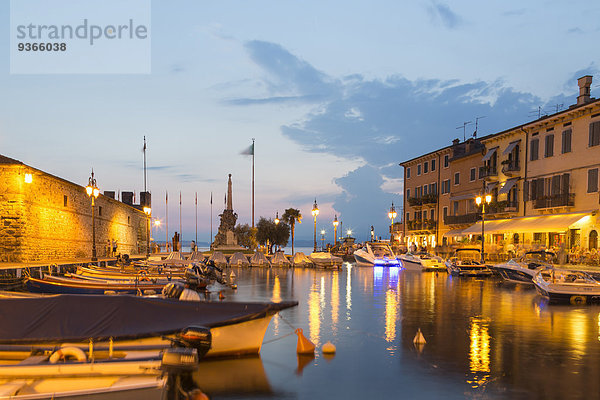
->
[212,174,242,249]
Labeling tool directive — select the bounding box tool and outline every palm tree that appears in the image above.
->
[282,208,302,255]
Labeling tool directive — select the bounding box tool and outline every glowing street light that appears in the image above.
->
[143,206,152,257]
[85,169,100,262]
[388,202,397,241]
[333,215,339,246]
[347,229,352,238]
[275,211,280,225]
[320,229,326,250]
[311,199,319,252]
[475,194,492,262]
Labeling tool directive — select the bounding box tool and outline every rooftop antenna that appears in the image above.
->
[473,116,486,138]
[456,121,472,142]
[528,106,544,119]
[551,103,564,114]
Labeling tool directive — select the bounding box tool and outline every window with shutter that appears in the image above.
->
[530,139,539,161]
[590,122,600,147]
[545,135,554,157]
[562,129,572,153]
[551,175,560,195]
[588,169,599,193]
[524,181,529,201]
[561,174,570,195]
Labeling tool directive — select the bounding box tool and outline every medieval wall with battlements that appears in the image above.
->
[0,156,149,263]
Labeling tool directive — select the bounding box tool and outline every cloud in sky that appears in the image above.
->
[426,1,463,29]
[228,39,581,240]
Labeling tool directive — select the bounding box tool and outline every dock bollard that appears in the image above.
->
[295,328,315,355]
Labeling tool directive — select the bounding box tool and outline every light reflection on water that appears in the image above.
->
[210,264,600,399]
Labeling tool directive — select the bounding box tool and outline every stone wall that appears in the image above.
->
[0,159,149,263]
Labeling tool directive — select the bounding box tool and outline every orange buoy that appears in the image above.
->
[413,328,426,345]
[295,328,315,355]
[218,291,225,300]
[322,341,336,354]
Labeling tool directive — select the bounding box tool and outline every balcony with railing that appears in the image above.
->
[406,219,437,232]
[487,200,519,214]
[407,193,438,207]
[500,160,520,176]
[444,212,481,225]
[532,193,575,209]
[479,166,498,179]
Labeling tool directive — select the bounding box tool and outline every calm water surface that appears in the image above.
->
[198,256,600,400]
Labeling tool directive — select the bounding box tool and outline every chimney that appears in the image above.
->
[577,75,593,105]
[452,138,460,146]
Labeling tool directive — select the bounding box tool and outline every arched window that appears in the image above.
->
[590,230,598,250]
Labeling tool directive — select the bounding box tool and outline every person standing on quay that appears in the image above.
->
[112,239,117,257]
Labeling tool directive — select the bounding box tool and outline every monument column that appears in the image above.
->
[227,174,233,211]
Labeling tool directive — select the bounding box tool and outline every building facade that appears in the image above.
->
[400,76,600,258]
[0,155,150,263]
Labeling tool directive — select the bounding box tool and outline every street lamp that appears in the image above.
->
[275,211,280,225]
[388,202,397,241]
[347,229,352,238]
[143,206,151,257]
[475,194,492,262]
[320,229,326,250]
[85,169,100,262]
[333,215,339,246]
[311,199,319,252]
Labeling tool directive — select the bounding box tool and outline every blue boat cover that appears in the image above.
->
[0,295,297,344]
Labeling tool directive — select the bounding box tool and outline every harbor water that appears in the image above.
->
[201,253,600,399]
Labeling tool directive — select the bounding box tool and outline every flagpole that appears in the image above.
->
[195,192,198,246]
[210,192,213,249]
[252,138,255,228]
[143,136,147,193]
[165,191,168,252]
[179,191,182,251]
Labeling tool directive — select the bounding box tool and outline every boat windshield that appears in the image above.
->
[370,244,394,258]
[540,268,598,284]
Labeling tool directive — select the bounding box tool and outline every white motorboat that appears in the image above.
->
[491,250,556,284]
[309,252,343,268]
[445,248,493,277]
[353,242,400,267]
[399,252,446,271]
[533,267,600,304]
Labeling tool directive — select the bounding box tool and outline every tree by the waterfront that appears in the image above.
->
[255,217,290,253]
[234,223,257,249]
[282,208,302,255]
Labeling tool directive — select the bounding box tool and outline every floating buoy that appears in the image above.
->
[230,271,236,279]
[413,328,426,345]
[322,341,336,354]
[231,283,238,290]
[295,328,315,355]
[218,291,225,300]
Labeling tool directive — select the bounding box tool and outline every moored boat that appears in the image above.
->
[399,252,446,271]
[291,252,314,268]
[310,252,343,268]
[249,252,271,268]
[445,248,493,277]
[491,250,556,284]
[533,267,600,304]
[353,242,400,267]
[0,294,298,359]
[270,252,291,267]
[229,252,250,267]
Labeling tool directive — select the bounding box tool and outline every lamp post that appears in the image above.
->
[320,229,325,250]
[388,202,397,241]
[85,170,100,262]
[274,211,280,225]
[475,194,492,262]
[347,229,352,238]
[311,199,319,252]
[143,206,152,257]
[333,215,339,246]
